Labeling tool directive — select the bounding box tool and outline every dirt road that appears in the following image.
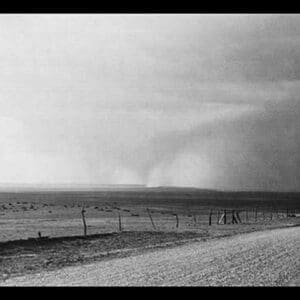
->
[2,226,299,286]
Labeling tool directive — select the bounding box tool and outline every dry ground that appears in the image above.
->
[2,226,299,286]
[0,218,299,282]
[0,190,299,284]
[0,190,299,241]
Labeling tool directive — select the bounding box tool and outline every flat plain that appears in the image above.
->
[0,187,299,283]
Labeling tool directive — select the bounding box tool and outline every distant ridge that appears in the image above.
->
[0,183,219,193]
[146,186,218,192]
[0,183,298,194]
[0,183,146,192]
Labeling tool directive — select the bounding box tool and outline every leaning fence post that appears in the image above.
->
[147,208,156,230]
[236,210,242,223]
[231,210,238,224]
[81,206,87,237]
[118,212,122,232]
[174,213,179,228]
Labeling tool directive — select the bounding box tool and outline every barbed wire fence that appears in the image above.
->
[0,201,298,242]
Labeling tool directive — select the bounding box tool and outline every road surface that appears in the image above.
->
[2,226,299,286]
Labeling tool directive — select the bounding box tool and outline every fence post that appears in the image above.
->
[118,212,122,232]
[193,215,197,226]
[147,208,156,230]
[81,206,87,237]
[232,210,238,224]
[255,207,258,222]
[174,214,179,228]
[209,210,213,226]
[217,211,220,224]
[224,209,227,225]
[236,210,242,223]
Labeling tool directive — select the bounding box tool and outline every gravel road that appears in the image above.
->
[2,226,299,286]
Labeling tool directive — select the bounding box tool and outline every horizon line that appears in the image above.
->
[0,182,299,193]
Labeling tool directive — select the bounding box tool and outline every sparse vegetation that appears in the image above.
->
[0,189,298,244]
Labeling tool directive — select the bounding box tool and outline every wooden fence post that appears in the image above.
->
[231,210,238,224]
[81,206,87,237]
[147,208,156,230]
[255,208,258,222]
[118,212,122,232]
[224,209,227,225]
[236,210,242,223]
[209,210,213,226]
[174,213,179,228]
[217,211,220,224]
[193,215,197,226]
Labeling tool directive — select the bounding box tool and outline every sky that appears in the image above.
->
[0,14,299,191]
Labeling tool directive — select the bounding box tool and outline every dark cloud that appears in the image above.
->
[0,14,299,190]
[133,97,300,191]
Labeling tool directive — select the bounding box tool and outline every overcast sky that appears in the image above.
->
[0,14,299,191]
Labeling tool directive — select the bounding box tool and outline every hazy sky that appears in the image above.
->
[0,14,299,191]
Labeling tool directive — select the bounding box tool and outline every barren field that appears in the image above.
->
[0,189,299,284]
[0,189,299,241]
